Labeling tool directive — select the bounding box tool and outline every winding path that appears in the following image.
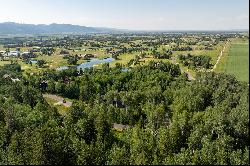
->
[43,94,72,107]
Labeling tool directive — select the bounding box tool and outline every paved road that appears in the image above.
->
[43,94,72,107]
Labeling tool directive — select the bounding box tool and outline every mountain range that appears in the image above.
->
[0,22,121,34]
[0,22,248,35]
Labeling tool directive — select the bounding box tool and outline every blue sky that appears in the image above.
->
[0,0,248,30]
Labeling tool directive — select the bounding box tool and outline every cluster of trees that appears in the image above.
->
[60,49,70,55]
[21,52,37,64]
[62,55,80,65]
[0,60,248,165]
[36,60,47,68]
[171,45,192,51]
[109,46,149,59]
[89,42,101,48]
[67,55,79,65]
[127,53,146,66]
[178,54,212,70]
[152,48,172,59]
[40,47,55,56]
[2,63,22,73]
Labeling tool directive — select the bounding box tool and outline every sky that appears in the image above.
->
[0,0,248,30]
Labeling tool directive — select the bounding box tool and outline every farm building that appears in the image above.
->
[21,51,30,56]
[83,53,95,59]
[11,78,20,82]
[3,74,20,82]
[3,74,11,79]
[4,51,20,57]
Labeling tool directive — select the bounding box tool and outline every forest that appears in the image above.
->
[0,61,248,165]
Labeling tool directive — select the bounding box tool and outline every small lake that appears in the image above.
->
[56,58,115,71]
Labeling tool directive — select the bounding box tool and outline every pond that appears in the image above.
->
[56,57,115,71]
[77,58,114,70]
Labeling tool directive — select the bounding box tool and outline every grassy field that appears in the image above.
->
[171,42,225,65]
[217,39,249,82]
[109,52,138,67]
[0,60,11,66]
[0,45,4,50]
[44,96,70,116]
[214,41,231,73]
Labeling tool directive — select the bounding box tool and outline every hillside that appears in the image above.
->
[0,22,117,34]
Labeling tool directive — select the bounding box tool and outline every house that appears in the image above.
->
[11,78,20,82]
[83,54,95,59]
[9,51,20,56]
[3,74,20,82]
[5,51,20,57]
[33,46,41,50]
[3,74,11,79]
[21,51,30,55]
[82,54,96,60]
[0,51,5,54]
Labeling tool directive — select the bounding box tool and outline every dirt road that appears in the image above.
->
[210,41,229,72]
[171,56,195,81]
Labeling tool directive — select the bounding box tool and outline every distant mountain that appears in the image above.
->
[0,22,119,34]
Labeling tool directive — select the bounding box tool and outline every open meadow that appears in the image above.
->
[215,39,249,82]
[225,42,249,82]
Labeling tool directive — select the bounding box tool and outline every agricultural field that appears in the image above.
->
[225,41,249,82]
[215,39,249,82]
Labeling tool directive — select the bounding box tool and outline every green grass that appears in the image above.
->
[0,60,11,66]
[44,96,70,116]
[172,42,225,65]
[223,41,249,82]
[214,42,231,73]
[36,54,69,68]
[0,45,5,50]
[109,53,137,67]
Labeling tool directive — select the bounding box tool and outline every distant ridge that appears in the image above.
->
[0,22,248,35]
[0,22,119,34]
